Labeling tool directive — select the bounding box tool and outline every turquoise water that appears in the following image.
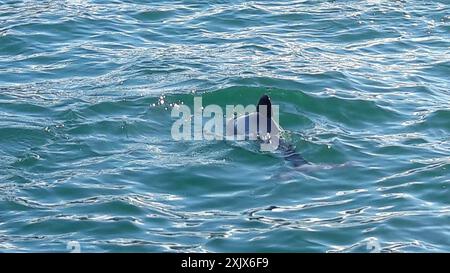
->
[1,0,449,252]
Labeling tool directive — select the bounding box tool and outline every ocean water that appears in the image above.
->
[0,0,449,253]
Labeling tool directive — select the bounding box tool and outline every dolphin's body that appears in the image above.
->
[226,95,308,167]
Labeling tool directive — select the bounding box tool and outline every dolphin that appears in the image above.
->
[226,94,308,167]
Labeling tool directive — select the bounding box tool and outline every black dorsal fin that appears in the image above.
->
[257,94,272,133]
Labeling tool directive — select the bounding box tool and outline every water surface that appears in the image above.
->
[0,0,449,252]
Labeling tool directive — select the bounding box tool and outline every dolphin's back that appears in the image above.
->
[279,139,308,167]
[226,112,281,138]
